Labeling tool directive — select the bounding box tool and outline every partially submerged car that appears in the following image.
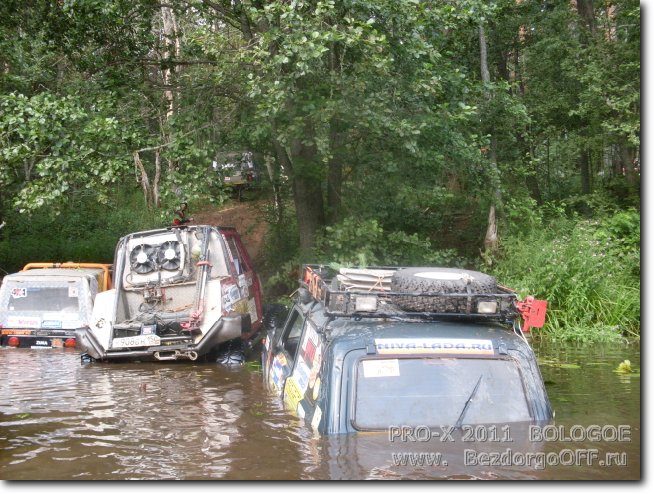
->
[0,262,112,349]
[262,265,552,434]
[75,224,263,362]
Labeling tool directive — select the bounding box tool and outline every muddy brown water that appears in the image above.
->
[0,340,640,480]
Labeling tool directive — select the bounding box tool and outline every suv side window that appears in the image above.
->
[225,236,247,275]
[281,309,305,364]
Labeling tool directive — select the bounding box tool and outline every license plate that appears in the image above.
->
[31,339,52,348]
[112,334,161,348]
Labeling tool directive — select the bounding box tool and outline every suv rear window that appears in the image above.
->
[352,357,531,430]
[3,284,80,313]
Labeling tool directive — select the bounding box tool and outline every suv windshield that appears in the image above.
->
[352,357,531,430]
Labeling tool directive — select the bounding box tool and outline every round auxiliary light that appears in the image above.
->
[7,336,20,347]
[64,338,76,348]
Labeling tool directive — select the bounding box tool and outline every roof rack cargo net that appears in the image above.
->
[300,264,530,324]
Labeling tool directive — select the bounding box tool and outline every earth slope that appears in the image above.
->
[189,199,269,264]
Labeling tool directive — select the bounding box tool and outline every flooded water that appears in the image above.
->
[0,340,640,480]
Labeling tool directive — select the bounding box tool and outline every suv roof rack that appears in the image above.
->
[300,264,523,323]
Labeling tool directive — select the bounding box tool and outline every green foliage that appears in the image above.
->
[614,359,633,374]
[315,217,464,267]
[0,0,641,349]
[0,92,136,214]
[491,205,640,343]
[256,196,301,299]
[0,192,162,275]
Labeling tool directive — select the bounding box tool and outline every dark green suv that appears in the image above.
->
[262,265,552,434]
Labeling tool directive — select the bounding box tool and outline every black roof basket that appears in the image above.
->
[300,264,520,323]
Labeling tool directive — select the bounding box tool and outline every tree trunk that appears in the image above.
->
[326,43,344,225]
[479,21,501,257]
[273,136,325,258]
[483,205,498,255]
[480,23,491,85]
[327,123,344,225]
[575,0,597,36]
[293,174,325,258]
[292,137,325,258]
[578,147,592,216]
[134,151,152,207]
[233,0,253,41]
[160,5,179,124]
[160,5,181,201]
[264,154,284,224]
[517,132,542,204]
[580,148,591,195]
[154,150,162,208]
[327,155,342,225]
[619,138,639,187]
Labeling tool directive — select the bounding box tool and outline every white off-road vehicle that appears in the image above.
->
[0,262,112,349]
[75,224,263,362]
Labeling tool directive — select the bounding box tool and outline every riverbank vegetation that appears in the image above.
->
[0,0,640,342]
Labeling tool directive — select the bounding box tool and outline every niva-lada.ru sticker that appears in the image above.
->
[374,338,494,355]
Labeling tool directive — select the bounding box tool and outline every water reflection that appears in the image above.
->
[320,423,547,480]
[0,340,640,480]
[0,350,305,480]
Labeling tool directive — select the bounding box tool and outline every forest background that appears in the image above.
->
[0,0,641,343]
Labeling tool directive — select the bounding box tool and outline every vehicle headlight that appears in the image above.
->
[355,296,378,312]
[477,301,498,314]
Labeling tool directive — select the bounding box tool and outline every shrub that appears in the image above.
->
[0,190,163,274]
[314,217,465,267]
[491,205,640,342]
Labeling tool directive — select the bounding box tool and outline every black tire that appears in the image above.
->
[390,267,497,313]
[213,339,246,366]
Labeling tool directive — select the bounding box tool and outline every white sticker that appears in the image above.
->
[247,297,258,322]
[7,316,41,328]
[228,285,240,302]
[374,338,494,355]
[308,344,322,388]
[302,324,319,351]
[362,359,400,378]
[61,320,83,329]
[10,288,27,298]
[293,356,311,394]
[41,320,62,329]
[312,377,321,401]
[311,406,323,430]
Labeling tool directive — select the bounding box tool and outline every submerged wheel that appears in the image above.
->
[214,339,246,367]
[390,267,497,313]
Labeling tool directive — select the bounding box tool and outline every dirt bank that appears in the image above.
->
[188,199,269,264]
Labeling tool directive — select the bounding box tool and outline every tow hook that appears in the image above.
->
[154,350,199,361]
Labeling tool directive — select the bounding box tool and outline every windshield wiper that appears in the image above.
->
[454,374,483,429]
